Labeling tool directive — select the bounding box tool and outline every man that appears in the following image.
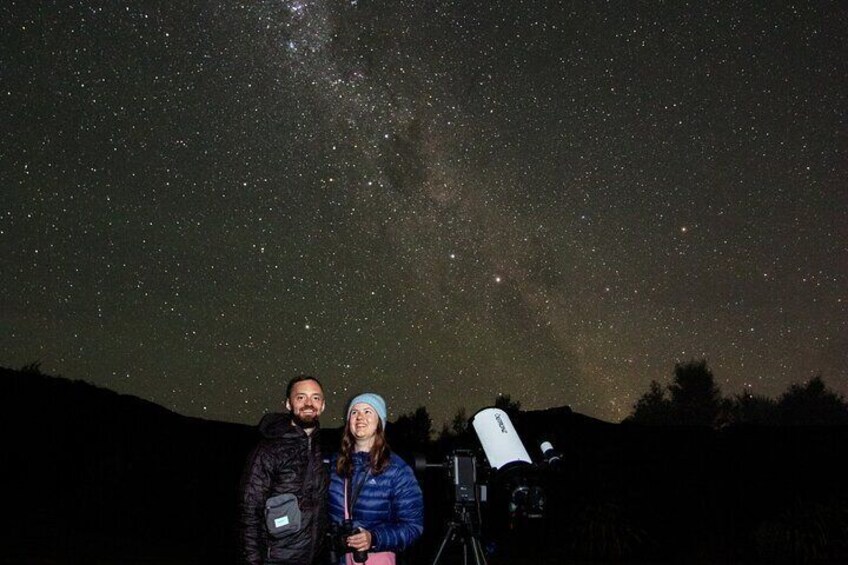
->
[240,375,329,565]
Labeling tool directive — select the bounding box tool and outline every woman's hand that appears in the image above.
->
[346,528,372,552]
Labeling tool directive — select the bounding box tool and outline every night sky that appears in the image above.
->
[2,1,846,428]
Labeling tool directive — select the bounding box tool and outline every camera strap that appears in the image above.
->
[344,467,371,520]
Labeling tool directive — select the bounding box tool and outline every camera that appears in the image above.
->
[449,450,478,505]
[330,518,367,563]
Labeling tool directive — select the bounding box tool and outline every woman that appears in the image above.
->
[329,393,424,564]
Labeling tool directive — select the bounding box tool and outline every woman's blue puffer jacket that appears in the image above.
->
[328,451,424,553]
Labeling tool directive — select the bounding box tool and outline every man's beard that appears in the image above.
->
[292,411,319,429]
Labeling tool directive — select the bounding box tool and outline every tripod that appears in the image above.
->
[431,503,488,565]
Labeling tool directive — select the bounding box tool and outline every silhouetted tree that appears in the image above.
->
[777,376,848,425]
[667,359,722,426]
[628,359,722,426]
[450,407,468,436]
[494,393,521,418]
[629,380,673,424]
[389,406,433,450]
[437,407,475,450]
[21,362,43,374]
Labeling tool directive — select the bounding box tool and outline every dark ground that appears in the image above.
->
[3,367,847,564]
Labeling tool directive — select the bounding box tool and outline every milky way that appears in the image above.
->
[2,1,846,427]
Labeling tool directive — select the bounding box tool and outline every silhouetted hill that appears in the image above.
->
[1,366,258,564]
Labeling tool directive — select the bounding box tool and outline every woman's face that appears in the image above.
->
[348,402,379,443]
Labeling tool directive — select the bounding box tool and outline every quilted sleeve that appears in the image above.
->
[238,443,274,565]
[370,462,424,552]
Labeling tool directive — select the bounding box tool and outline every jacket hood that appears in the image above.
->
[258,412,318,439]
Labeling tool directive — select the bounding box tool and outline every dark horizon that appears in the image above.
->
[6,359,847,432]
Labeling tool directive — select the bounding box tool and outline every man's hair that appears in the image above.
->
[285,374,323,399]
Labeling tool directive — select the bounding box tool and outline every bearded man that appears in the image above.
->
[239,375,329,565]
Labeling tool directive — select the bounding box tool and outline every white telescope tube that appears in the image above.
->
[470,407,532,470]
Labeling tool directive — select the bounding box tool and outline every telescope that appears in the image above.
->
[430,407,560,564]
[470,407,548,519]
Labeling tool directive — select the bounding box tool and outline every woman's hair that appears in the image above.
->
[336,419,391,477]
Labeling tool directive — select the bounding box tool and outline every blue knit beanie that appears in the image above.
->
[347,393,387,429]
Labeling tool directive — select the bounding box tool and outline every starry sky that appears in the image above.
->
[2,1,846,428]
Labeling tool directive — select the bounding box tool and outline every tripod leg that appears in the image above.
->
[471,535,488,565]
[430,523,457,565]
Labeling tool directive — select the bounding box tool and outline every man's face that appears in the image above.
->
[286,379,325,428]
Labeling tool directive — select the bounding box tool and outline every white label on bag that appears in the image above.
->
[274,516,290,528]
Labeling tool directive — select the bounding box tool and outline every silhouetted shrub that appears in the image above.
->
[726,391,779,425]
[755,498,848,564]
[565,501,647,561]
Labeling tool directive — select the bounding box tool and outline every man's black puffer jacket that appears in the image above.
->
[239,413,328,565]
